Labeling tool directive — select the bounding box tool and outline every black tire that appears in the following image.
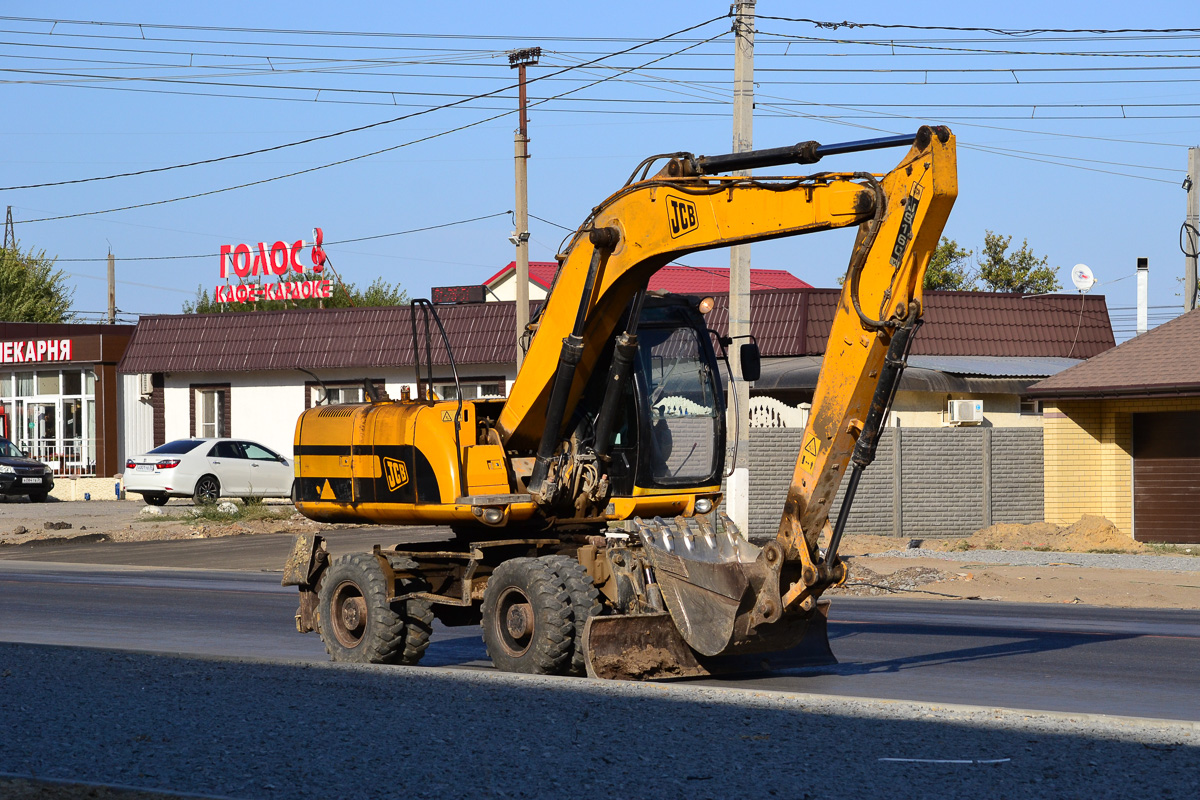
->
[144,493,168,506]
[27,492,48,503]
[316,553,433,665]
[193,475,220,505]
[480,557,573,675]
[543,555,604,677]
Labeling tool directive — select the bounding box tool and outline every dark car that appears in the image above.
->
[0,437,54,502]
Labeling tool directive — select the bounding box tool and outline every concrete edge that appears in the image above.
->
[3,640,1195,734]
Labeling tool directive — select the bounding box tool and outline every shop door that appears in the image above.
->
[24,402,57,464]
[1133,411,1200,543]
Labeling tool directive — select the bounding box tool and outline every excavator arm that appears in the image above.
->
[535,126,959,676]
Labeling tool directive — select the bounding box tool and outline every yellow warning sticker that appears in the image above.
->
[799,433,821,474]
[441,410,453,422]
[319,479,336,500]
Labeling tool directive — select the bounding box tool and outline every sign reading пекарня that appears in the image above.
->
[216,227,330,304]
[0,339,72,364]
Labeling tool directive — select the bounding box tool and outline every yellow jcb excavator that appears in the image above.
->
[282,125,957,679]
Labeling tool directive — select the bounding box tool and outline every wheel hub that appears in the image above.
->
[329,580,368,648]
[505,602,533,639]
[495,587,535,657]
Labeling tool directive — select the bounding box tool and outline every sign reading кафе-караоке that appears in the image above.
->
[216,227,335,304]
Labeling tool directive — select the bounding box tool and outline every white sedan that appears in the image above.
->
[123,438,295,506]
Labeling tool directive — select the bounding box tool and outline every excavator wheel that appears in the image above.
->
[480,557,573,675]
[317,553,433,665]
[543,555,603,676]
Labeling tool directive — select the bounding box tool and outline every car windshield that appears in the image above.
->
[148,440,206,455]
[0,439,24,458]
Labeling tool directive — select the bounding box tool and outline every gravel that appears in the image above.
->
[0,643,1195,799]
[867,548,1200,572]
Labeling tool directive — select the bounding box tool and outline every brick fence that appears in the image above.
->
[744,427,1044,539]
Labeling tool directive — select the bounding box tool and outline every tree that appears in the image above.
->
[0,242,74,323]
[183,271,408,313]
[976,231,1061,294]
[924,237,975,291]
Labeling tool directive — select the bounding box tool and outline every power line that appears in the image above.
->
[51,211,511,261]
[756,17,1200,37]
[16,28,728,223]
[0,14,730,192]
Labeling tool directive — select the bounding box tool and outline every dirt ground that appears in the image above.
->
[0,497,331,547]
[0,500,1196,609]
[837,514,1191,558]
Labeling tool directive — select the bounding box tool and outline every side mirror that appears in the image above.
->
[739,343,761,382]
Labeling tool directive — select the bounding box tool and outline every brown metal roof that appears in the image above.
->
[118,304,521,374]
[119,288,1115,374]
[1027,307,1200,399]
[703,289,1114,359]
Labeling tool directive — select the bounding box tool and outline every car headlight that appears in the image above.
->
[43,467,53,476]
[0,465,14,474]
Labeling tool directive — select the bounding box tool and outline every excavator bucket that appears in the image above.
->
[582,602,836,681]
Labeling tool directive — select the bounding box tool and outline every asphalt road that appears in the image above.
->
[2,558,1197,722]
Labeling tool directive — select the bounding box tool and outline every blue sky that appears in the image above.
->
[3,1,1198,340]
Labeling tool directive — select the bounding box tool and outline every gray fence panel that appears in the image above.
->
[990,428,1045,524]
[744,426,1044,540]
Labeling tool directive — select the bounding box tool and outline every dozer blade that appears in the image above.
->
[582,603,836,681]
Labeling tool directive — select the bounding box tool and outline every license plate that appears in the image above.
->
[21,477,41,484]
[135,464,154,472]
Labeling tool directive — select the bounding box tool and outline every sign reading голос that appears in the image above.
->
[216,227,331,304]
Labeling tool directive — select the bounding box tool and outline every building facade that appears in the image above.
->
[1028,308,1200,543]
[0,322,134,480]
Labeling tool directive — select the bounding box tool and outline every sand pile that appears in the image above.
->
[964,515,1142,553]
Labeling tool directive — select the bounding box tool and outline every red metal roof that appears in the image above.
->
[1027,307,1200,398]
[118,289,1114,374]
[484,261,811,292]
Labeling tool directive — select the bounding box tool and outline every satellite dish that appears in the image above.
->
[1070,263,1096,293]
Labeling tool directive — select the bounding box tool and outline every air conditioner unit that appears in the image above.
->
[138,373,153,397]
[947,399,983,425]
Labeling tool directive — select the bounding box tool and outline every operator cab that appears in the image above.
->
[576,295,727,496]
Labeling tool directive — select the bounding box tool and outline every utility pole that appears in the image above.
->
[727,0,755,535]
[2,206,13,250]
[107,250,116,324]
[510,47,541,369]
[1137,257,1149,335]
[1186,147,1198,312]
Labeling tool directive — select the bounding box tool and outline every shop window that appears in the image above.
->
[85,370,95,394]
[62,370,82,396]
[16,372,33,396]
[196,389,224,438]
[435,380,505,401]
[0,373,10,398]
[36,371,59,395]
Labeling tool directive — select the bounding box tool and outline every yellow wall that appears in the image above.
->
[1043,396,1200,536]
[890,390,1045,428]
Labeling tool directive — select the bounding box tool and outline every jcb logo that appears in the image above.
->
[889,183,923,269]
[666,195,699,238]
[382,457,409,492]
